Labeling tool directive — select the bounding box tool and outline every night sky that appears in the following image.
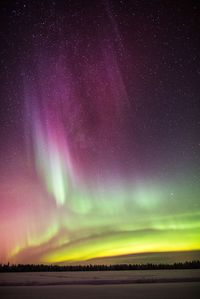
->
[0,0,200,264]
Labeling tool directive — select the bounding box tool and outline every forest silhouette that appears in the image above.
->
[1,261,199,272]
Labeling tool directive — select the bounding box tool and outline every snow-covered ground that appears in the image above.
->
[0,269,200,286]
[0,270,200,299]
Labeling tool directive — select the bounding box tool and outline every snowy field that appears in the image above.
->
[0,269,200,285]
[0,270,200,298]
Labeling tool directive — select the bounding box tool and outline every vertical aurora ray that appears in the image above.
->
[33,117,71,206]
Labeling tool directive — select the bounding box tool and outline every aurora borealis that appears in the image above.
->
[0,1,200,265]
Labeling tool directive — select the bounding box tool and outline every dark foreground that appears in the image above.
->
[1,283,200,299]
[0,270,199,298]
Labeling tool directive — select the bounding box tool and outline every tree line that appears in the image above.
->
[0,260,200,272]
